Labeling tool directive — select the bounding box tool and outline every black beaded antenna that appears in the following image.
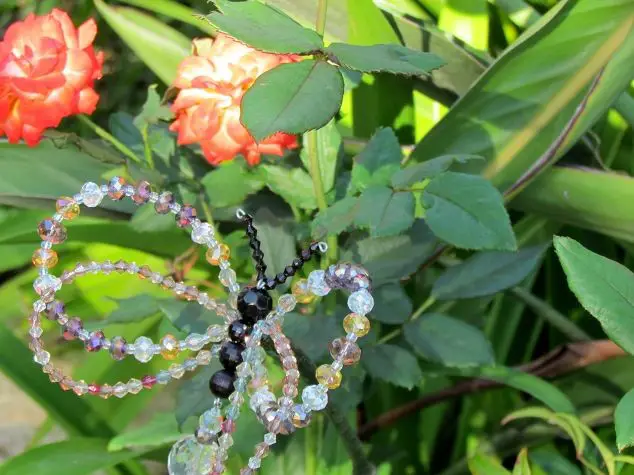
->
[236,209,328,290]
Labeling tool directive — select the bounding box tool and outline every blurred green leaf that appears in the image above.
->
[372,284,413,324]
[284,312,342,360]
[343,220,438,285]
[615,388,634,452]
[311,196,360,238]
[159,300,217,334]
[260,165,317,210]
[300,119,341,195]
[242,60,344,142]
[469,453,511,475]
[254,208,297,277]
[176,363,222,427]
[410,0,634,192]
[423,172,516,250]
[530,450,582,475]
[555,236,634,355]
[129,205,175,232]
[207,0,324,54]
[355,186,415,237]
[106,294,163,324]
[202,159,265,208]
[425,364,575,413]
[363,344,422,389]
[513,448,533,475]
[438,0,489,51]
[0,142,128,216]
[133,85,173,129]
[513,168,634,244]
[350,127,402,193]
[391,155,482,189]
[405,314,495,366]
[95,0,190,84]
[0,439,139,475]
[432,244,548,300]
[108,413,181,451]
[326,43,444,76]
[118,0,217,34]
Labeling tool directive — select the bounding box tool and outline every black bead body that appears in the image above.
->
[219,341,245,370]
[237,287,272,324]
[228,320,250,343]
[209,369,235,398]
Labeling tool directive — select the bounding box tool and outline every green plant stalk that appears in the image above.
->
[140,125,155,169]
[377,295,436,344]
[307,130,338,265]
[315,0,329,36]
[77,115,141,164]
[508,286,591,341]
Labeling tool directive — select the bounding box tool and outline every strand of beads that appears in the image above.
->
[37,260,229,362]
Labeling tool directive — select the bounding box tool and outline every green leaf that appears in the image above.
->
[260,165,317,210]
[108,413,180,451]
[241,60,344,142]
[207,0,323,54]
[350,127,402,193]
[311,196,360,239]
[530,450,582,475]
[202,159,265,208]
[129,205,175,232]
[355,186,415,237]
[327,43,444,76]
[424,364,575,413]
[175,364,221,427]
[616,389,634,452]
[94,0,190,84]
[423,172,516,250]
[159,301,216,335]
[0,325,116,438]
[391,155,483,189]
[409,0,634,191]
[432,244,549,300]
[133,85,173,129]
[405,314,495,366]
[0,439,138,475]
[117,0,217,34]
[513,448,533,475]
[0,141,128,216]
[106,294,162,324]
[284,312,342,360]
[343,220,438,285]
[372,284,413,324]
[362,344,422,389]
[554,236,634,355]
[299,119,341,194]
[469,453,512,475]
[254,208,296,277]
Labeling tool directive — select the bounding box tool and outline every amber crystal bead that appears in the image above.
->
[206,244,230,265]
[38,218,67,244]
[315,364,342,389]
[291,279,315,304]
[160,334,180,360]
[329,338,361,366]
[56,196,80,220]
[32,248,58,268]
[343,313,371,337]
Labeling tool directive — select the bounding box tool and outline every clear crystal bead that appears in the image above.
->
[219,268,236,287]
[200,408,222,433]
[249,389,276,413]
[113,382,127,398]
[347,289,374,315]
[133,336,154,363]
[128,379,143,394]
[33,274,61,296]
[157,370,171,384]
[302,384,328,411]
[264,432,276,445]
[206,325,225,342]
[185,333,206,351]
[248,457,261,469]
[277,294,296,313]
[307,270,331,296]
[80,182,104,207]
[34,350,50,365]
[167,436,216,475]
[169,363,185,379]
[191,223,214,244]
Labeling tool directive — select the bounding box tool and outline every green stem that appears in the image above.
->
[307,130,338,266]
[377,296,436,344]
[200,196,216,229]
[140,125,155,169]
[315,0,329,36]
[77,115,141,164]
[509,286,591,342]
[292,342,375,475]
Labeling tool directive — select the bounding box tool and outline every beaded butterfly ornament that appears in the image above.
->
[29,177,374,474]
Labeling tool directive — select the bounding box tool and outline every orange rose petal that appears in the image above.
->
[77,19,98,50]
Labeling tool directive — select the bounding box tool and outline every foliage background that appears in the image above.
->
[0,0,632,475]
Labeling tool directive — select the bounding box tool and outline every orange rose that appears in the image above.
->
[0,9,104,145]
[170,34,299,166]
